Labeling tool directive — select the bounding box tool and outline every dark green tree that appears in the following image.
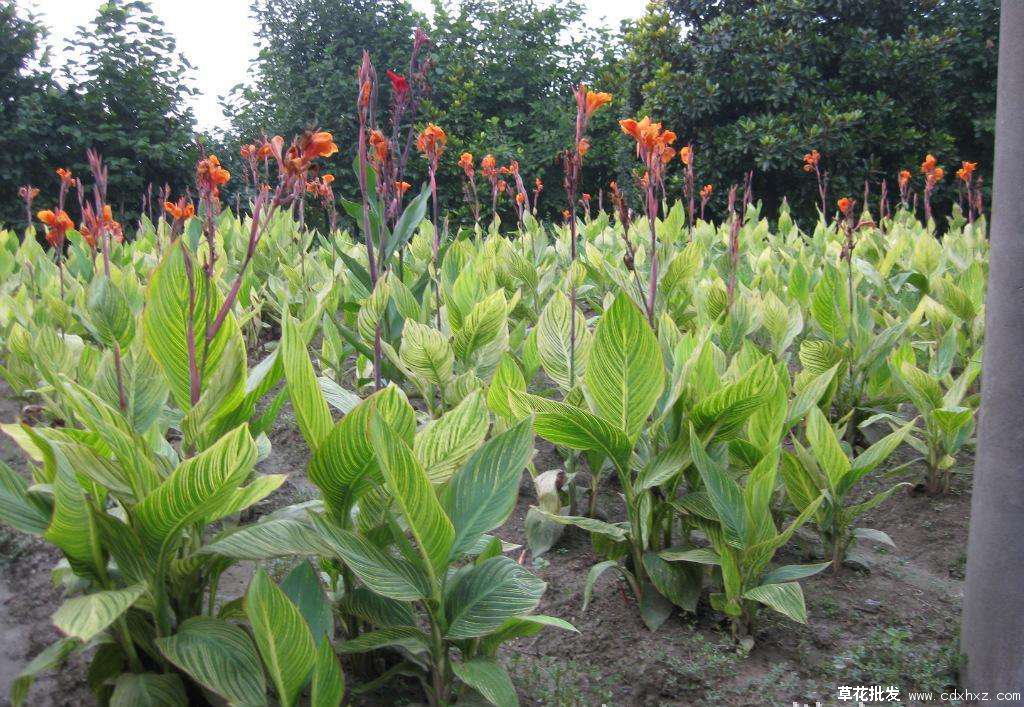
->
[621,0,999,223]
[425,0,621,222]
[62,0,199,215]
[222,0,426,197]
[0,2,69,226]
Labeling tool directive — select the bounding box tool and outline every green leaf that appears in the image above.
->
[487,354,527,422]
[688,426,746,548]
[643,551,700,613]
[446,418,534,559]
[155,617,267,706]
[281,560,334,643]
[370,414,455,580]
[309,385,415,519]
[584,293,664,440]
[88,277,135,348]
[528,508,629,541]
[52,584,146,642]
[452,658,518,707]
[0,458,50,535]
[203,517,332,559]
[444,556,546,639]
[535,291,590,391]
[743,582,808,624]
[514,392,631,472]
[805,406,849,492]
[760,562,831,585]
[414,390,489,483]
[840,419,916,496]
[142,241,243,410]
[338,626,431,654]
[135,425,256,555]
[311,636,345,707]
[399,320,453,387]
[281,314,333,450]
[453,290,507,361]
[110,673,187,707]
[9,638,80,707]
[245,568,317,707]
[310,514,430,601]
[658,547,721,565]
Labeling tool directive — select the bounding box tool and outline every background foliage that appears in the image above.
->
[0,0,1000,226]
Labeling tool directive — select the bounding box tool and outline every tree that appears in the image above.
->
[0,2,68,226]
[424,0,620,222]
[222,0,425,200]
[620,0,999,223]
[62,0,199,214]
[962,2,1024,698]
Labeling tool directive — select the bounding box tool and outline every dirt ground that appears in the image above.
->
[0,379,971,706]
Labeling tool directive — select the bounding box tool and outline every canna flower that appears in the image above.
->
[164,199,195,221]
[679,145,692,166]
[921,154,938,173]
[37,209,74,246]
[416,123,447,163]
[395,180,411,197]
[481,154,497,179]
[581,193,591,203]
[562,209,570,221]
[458,152,474,177]
[577,138,590,157]
[619,117,676,155]
[700,184,713,200]
[899,169,912,188]
[18,186,40,201]
[515,192,526,205]
[369,130,390,164]
[933,167,945,182]
[957,161,977,183]
[302,131,339,162]
[838,197,854,216]
[802,149,821,172]
[583,88,612,117]
[196,155,231,197]
[387,69,410,100]
[535,177,543,192]
[55,168,76,187]
[497,179,507,194]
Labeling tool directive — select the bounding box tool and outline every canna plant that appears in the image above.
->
[890,344,980,495]
[660,438,827,646]
[782,406,917,571]
[205,318,573,706]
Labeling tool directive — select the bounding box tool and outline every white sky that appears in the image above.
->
[20,0,643,132]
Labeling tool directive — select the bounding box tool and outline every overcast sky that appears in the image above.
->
[21,0,642,132]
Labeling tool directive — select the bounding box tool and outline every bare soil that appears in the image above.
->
[0,380,971,706]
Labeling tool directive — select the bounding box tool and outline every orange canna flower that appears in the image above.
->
[583,89,612,117]
[416,123,447,163]
[79,222,95,248]
[323,174,334,184]
[562,209,571,220]
[581,193,591,202]
[700,184,713,200]
[369,130,390,164]
[515,192,526,205]
[497,179,507,193]
[458,152,474,176]
[164,199,195,221]
[37,209,74,246]
[802,149,820,172]
[55,168,76,187]
[932,167,944,182]
[620,117,676,158]
[957,161,978,183]
[395,180,411,196]
[18,186,39,201]
[303,131,339,161]
[920,154,937,173]
[899,169,912,187]
[535,177,543,191]
[577,138,590,157]
[837,197,854,215]
[197,155,231,196]
[481,154,497,179]
[679,146,692,166]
